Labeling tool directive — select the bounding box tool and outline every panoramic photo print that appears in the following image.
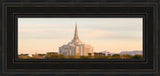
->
[18,18,143,59]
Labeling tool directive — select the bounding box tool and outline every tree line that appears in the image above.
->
[18,54,143,59]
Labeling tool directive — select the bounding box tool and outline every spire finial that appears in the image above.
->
[76,21,77,26]
[73,22,79,42]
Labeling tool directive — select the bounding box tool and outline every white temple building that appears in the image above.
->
[59,22,94,57]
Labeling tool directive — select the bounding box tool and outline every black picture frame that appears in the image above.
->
[0,0,159,75]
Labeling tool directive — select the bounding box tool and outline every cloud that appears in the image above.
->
[79,29,114,39]
[19,27,141,40]
[78,29,142,40]
[19,28,73,34]
[18,28,74,39]
[19,29,41,33]
[19,28,114,40]
[19,24,68,28]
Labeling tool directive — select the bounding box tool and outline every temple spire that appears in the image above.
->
[73,22,80,42]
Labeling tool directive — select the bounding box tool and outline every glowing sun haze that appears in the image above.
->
[18,18,143,55]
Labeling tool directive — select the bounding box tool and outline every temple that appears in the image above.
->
[59,22,94,57]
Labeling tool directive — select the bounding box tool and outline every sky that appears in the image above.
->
[18,18,143,55]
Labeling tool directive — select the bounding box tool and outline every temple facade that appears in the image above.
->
[59,22,94,57]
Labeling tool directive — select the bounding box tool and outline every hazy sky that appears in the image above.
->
[18,18,143,55]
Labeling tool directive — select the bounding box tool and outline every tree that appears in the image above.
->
[67,55,75,59]
[132,54,143,59]
[94,56,106,59]
[88,53,92,56]
[112,54,121,59]
[106,54,112,59]
[121,54,132,59]
[18,55,31,59]
[80,56,92,59]
[45,54,58,59]
[45,54,65,59]
[58,54,65,59]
